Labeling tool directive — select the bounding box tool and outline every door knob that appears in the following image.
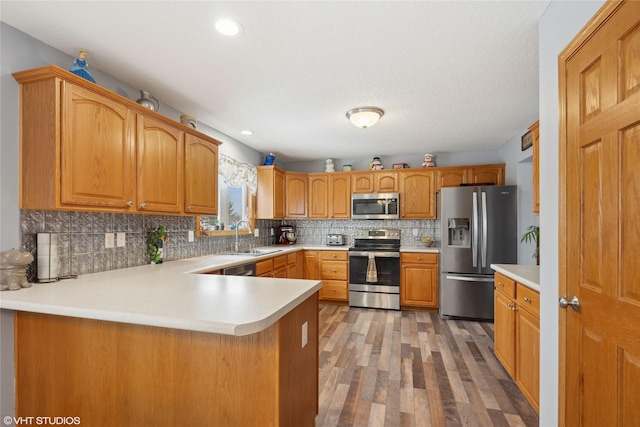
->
[559,295,580,312]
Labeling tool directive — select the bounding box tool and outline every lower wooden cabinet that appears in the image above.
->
[494,272,540,413]
[257,253,294,278]
[304,250,348,302]
[400,252,439,308]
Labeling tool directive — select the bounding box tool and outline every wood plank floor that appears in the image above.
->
[317,304,538,427]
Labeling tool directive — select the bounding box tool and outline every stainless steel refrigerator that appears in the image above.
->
[439,185,517,320]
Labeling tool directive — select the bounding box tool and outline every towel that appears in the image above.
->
[366,253,378,283]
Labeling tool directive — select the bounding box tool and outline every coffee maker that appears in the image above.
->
[276,225,297,245]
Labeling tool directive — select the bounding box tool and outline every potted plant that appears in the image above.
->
[520,225,540,265]
[147,225,167,264]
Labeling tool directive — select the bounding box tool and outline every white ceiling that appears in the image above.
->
[1,1,549,162]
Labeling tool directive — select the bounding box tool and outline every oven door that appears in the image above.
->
[348,251,400,293]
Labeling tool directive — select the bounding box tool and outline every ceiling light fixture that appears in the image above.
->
[346,107,384,129]
[215,19,242,37]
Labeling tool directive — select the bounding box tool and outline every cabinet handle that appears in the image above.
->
[523,297,531,303]
[507,303,513,309]
[513,306,518,312]
[498,282,504,287]
[140,203,147,209]
[418,256,422,260]
[332,269,337,273]
[127,201,133,207]
[186,205,192,211]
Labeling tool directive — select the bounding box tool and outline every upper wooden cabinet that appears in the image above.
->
[137,115,184,214]
[529,121,540,215]
[184,133,218,215]
[13,65,221,215]
[399,170,436,219]
[435,164,505,192]
[351,171,398,193]
[256,166,285,219]
[285,172,307,218]
[308,173,351,219]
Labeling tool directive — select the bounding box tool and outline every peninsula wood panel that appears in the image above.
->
[15,293,319,427]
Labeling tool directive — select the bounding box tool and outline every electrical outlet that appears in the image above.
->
[301,321,308,348]
[105,233,115,248]
[254,228,260,237]
[413,228,419,236]
[188,230,194,242]
[270,228,275,236]
[116,232,126,247]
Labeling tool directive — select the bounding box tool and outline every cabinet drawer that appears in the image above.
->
[273,255,287,270]
[287,253,297,264]
[320,280,347,300]
[320,251,348,261]
[494,272,516,299]
[401,253,438,264]
[256,259,273,276]
[517,284,540,317]
[321,261,348,280]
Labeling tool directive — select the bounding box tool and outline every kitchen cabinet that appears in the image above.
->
[435,164,506,192]
[319,251,348,301]
[256,254,288,278]
[304,250,348,302]
[137,115,184,213]
[308,173,351,219]
[13,65,221,215]
[529,121,540,215]
[285,172,307,218]
[256,165,285,219]
[493,271,540,413]
[184,133,218,215]
[351,171,398,193]
[400,252,438,308]
[286,253,298,278]
[399,170,436,219]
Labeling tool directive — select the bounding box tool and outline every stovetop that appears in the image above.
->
[351,228,401,251]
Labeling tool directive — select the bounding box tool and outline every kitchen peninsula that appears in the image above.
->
[0,252,321,426]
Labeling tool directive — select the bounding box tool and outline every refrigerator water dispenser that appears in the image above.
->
[447,218,470,247]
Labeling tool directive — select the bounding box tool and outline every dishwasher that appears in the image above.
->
[222,262,256,276]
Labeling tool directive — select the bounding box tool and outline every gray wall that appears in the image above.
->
[538,1,605,425]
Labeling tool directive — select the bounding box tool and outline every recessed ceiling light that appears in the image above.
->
[240,130,253,135]
[215,19,243,37]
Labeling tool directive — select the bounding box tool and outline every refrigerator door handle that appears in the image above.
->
[481,191,488,267]
[472,192,478,267]
[445,275,495,282]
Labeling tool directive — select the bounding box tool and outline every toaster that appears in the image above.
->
[326,234,346,246]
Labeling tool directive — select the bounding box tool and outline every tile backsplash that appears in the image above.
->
[20,210,279,280]
[19,210,439,281]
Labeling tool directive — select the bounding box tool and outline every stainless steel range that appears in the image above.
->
[348,229,401,310]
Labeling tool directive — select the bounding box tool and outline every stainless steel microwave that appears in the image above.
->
[351,193,400,220]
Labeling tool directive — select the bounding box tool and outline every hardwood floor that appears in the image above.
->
[317,304,538,427]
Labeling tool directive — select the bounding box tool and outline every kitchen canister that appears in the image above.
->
[37,233,59,282]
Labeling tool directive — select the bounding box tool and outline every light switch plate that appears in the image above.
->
[254,228,260,237]
[116,232,126,247]
[105,233,115,248]
[188,230,194,242]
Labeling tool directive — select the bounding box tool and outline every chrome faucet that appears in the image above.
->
[234,220,252,253]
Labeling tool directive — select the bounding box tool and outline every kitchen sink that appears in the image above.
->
[227,248,283,256]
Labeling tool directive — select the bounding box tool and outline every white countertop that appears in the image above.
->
[0,246,321,336]
[490,264,540,292]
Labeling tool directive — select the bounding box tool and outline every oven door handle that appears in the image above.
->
[349,251,400,258]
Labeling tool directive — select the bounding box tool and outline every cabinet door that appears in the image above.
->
[516,307,540,412]
[137,115,184,213]
[351,172,374,193]
[494,291,516,377]
[285,172,307,218]
[466,165,504,185]
[375,171,399,192]
[399,170,436,219]
[184,133,218,215]
[304,251,320,280]
[308,174,329,219]
[329,174,351,219]
[256,166,285,219]
[435,167,466,192]
[400,262,438,307]
[62,83,136,209]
